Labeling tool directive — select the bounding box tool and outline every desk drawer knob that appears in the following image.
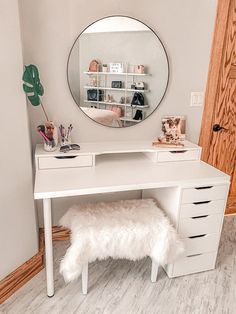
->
[191,215,209,219]
[188,234,207,239]
[193,201,211,205]
[170,150,187,154]
[187,253,202,258]
[54,156,77,159]
[195,186,213,190]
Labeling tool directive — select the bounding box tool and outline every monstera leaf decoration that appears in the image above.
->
[23,65,44,106]
[22,64,49,120]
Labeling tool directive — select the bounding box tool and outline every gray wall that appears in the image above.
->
[18,0,217,225]
[0,0,38,280]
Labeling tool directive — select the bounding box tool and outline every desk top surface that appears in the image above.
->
[34,153,230,199]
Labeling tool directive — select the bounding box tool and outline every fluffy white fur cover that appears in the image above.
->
[59,199,184,283]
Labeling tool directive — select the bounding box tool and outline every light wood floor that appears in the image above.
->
[1,216,235,314]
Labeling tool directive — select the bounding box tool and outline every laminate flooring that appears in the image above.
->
[1,216,236,314]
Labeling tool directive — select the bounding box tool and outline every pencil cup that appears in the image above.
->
[59,124,73,147]
[60,134,72,146]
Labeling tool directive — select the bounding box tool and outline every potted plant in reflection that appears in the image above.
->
[22,64,58,151]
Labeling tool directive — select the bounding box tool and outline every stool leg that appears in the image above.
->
[82,263,88,294]
[151,260,159,282]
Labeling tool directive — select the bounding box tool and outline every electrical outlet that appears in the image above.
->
[190,92,204,107]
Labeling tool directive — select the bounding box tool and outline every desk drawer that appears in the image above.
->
[38,155,93,170]
[172,251,217,277]
[156,150,200,162]
[181,185,228,204]
[183,233,220,256]
[180,200,225,218]
[178,214,222,237]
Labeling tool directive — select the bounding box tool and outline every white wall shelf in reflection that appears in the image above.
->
[83,86,150,93]
[84,71,150,76]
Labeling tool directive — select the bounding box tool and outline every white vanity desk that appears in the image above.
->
[34,141,230,297]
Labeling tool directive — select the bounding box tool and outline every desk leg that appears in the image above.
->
[43,198,54,297]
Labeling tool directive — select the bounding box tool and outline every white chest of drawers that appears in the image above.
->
[143,183,229,277]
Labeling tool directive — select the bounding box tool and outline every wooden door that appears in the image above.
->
[199,0,236,215]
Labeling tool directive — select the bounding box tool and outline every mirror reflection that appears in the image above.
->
[68,16,169,127]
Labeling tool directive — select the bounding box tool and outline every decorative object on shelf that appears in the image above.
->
[162,116,186,141]
[88,59,100,72]
[133,109,143,120]
[22,64,49,121]
[120,96,130,104]
[131,83,136,90]
[106,94,114,103]
[102,64,108,72]
[131,92,145,107]
[130,82,145,90]
[37,122,58,152]
[89,77,99,87]
[135,82,145,90]
[120,96,125,104]
[109,62,124,73]
[87,89,103,101]
[157,116,186,146]
[135,65,145,74]
[162,116,186,140]
[59,124,73,146]
[111,81,122,88]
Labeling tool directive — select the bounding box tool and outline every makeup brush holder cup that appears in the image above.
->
[43,122,58,152]
[44,140,57,152]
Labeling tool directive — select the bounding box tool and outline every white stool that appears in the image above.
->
[59,199,184,294]
[80,259,159,294]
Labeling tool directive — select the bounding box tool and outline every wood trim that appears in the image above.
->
[199,0,231,160]
[39,226,70,243]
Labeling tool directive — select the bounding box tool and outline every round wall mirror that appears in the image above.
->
[67,16,169,127]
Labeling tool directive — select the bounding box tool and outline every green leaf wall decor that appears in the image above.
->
[22,64,44,106]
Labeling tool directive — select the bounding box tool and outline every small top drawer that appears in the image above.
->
[181,185,228,204]
[156,149,200,162]
[38,155,93,170]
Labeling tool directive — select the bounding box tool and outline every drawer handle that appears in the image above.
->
[195,186,213,190]
[193,201,211,205]
[189,234,207,239]
[170,150,187,154]
[187,254,202,258]
[191,215,209,219]
[54,156,77,159]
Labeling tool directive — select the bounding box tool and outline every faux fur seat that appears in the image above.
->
[59,199,184,294]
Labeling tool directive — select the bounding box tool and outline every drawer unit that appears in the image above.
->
[38,155,93,170]
[156,149,200,162]
[183,233,220,256]
[178,214,223,237]
[170,251,217,277]
[180,199,225,218]
[181,185,228,204]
